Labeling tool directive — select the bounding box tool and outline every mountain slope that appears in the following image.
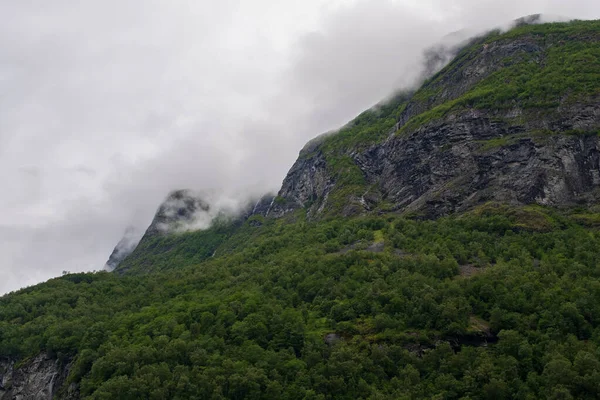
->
[111,191,275,274]
[270,19,600,218]
[4,207,600,399]
[1,19,600,400]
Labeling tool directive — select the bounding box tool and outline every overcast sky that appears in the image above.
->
[1,0,599,295]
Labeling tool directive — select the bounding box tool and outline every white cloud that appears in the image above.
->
[0,0,598,294]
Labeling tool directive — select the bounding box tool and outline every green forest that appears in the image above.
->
[2,205,600,399]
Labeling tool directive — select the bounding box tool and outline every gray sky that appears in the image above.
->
[1,0,599,294]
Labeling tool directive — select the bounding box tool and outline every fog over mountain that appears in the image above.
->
[1,0,599,294]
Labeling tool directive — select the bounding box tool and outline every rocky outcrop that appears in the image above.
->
[365,106,600,217]
[273,101,600,219]
[269,148,334,218]
[128,190,277,242]
[105,190,212,272]
[270,20,600,219]
[144,190,211,236]
[0,354,74,400]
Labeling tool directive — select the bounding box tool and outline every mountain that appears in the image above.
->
[109,190,276,274]
[270,20,600,219]
[1,18,600,400]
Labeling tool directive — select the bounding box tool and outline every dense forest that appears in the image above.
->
[3,205,600,399]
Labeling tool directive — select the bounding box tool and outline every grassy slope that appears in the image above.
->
[401,20,600,133]
[116,217,241,274]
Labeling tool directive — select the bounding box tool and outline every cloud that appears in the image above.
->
[0,0,599,294]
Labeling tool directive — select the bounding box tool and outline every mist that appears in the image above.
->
[1,0,599,294]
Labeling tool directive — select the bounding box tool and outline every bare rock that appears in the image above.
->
[0,354,71,400]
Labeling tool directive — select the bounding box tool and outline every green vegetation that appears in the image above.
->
[399,19,600,134]
[312,91,411,157]
[118,217,241,274]
[476,129,600,153]
[465,203,557,232]
[3,207,600,398]
[2,19,600,399]
[476,134,526,151]
[373,230,384,243]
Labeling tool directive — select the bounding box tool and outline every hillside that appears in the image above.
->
[1,19,600,400]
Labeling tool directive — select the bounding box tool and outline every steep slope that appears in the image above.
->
[1,19,600,400]
[103,227,141,271]
[113,19,600,273]
[113,190,275,274]
[271,19,600,218]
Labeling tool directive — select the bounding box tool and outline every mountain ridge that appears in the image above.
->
[110,18,600,274]
[268,19,600,219]
[2,18,600,400]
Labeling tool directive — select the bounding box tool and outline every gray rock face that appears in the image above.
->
[0,354,73,400]
[368,107,600,217]
[270,26,600,219]
[274,102,600,219]
[324,333,342,346]
[269,149,334,218]
[242,194,277,218]
[145,189,211,236]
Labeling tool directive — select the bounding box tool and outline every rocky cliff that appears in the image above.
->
[0,354,75,400]
[269,19,600,218]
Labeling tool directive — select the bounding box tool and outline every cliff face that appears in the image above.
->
[359,106,600,217]
[270,20,600,218]
[272,111,600,218]
[0,354,75,400]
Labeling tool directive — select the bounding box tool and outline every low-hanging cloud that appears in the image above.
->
[1,0,598,294]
